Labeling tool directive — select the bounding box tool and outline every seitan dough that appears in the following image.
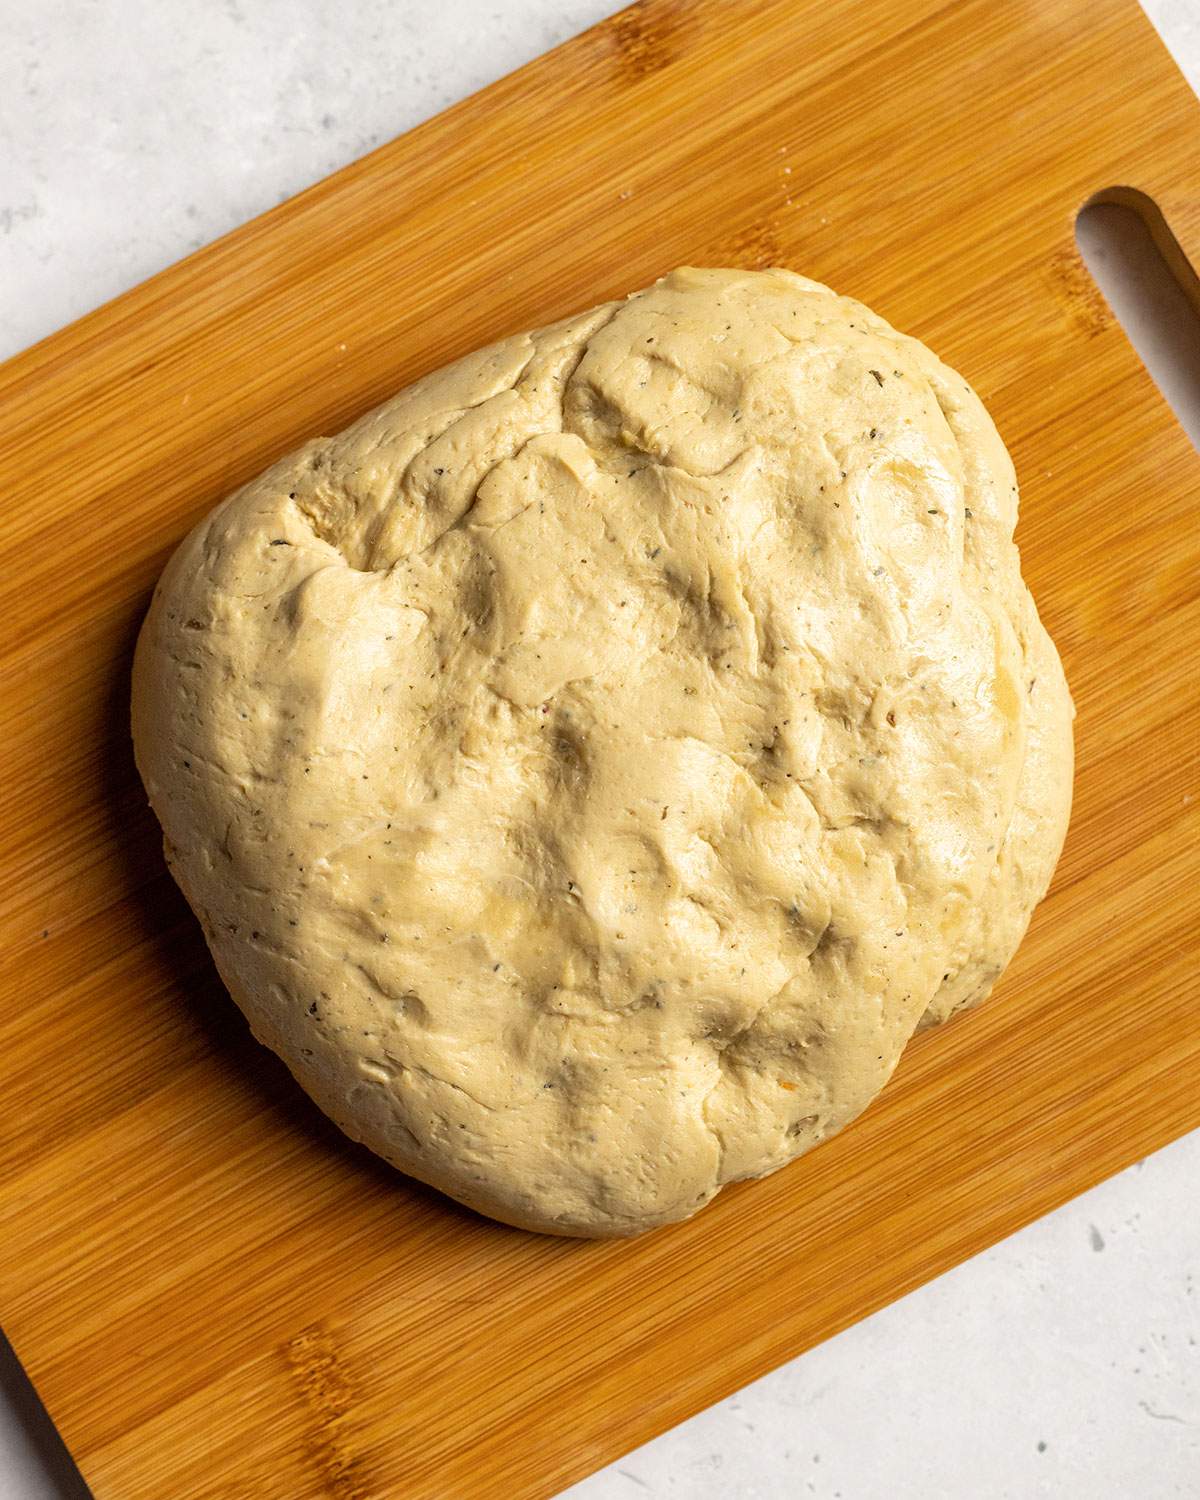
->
[133,268,1073,1237]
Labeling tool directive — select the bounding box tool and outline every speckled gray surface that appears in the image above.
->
[1,3,1197,1496]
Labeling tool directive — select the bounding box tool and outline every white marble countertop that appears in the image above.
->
[1,3,1197,1496]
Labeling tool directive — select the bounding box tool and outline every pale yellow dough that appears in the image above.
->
[133,268,1072,1237]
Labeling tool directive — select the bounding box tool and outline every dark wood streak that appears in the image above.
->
[283,1324,373,1500]
[719,220,786,271]
[1048,246,1112,339]
[604,0,691,79]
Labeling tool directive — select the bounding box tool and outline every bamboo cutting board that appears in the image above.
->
[2,0,1198,1494]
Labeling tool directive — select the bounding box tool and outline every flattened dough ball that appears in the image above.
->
[133,268,1072,1236]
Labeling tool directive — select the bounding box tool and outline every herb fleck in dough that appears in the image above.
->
[133,268,1073,1236]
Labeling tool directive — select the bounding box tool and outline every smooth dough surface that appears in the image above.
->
[133,268,1073,1237]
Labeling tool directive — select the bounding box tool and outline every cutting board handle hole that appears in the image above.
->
[1076,188,1200,450]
